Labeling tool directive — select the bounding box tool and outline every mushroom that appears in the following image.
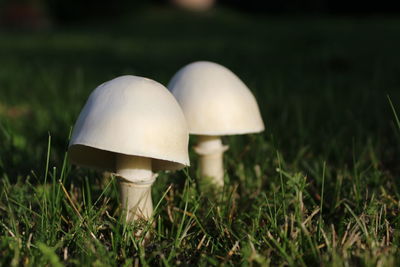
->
[168,61,264,188]
[69,75,189,222]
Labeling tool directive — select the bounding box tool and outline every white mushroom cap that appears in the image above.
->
[168,61,265,135]
[68,75,190,172]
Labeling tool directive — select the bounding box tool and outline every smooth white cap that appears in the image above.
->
[168,61,265,135]
[68,75,190,171]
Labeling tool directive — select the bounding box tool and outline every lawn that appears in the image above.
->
[1,7,400,266]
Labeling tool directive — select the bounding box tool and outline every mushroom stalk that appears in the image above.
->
[194,135,228,187]
[116,155,154,222]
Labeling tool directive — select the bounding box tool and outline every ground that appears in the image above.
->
[1,7,400,266]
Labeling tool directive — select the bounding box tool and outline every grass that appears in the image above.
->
[1,6,400,266]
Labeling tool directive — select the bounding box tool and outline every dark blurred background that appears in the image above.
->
[0,0,399,29]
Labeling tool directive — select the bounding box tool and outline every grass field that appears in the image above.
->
[1,7,400,266]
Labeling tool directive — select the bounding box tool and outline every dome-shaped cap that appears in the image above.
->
[69,75,190,172]
[168,61,264,136]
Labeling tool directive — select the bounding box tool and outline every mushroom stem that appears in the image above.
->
[116,155,154,222]
[119,181,153,221]
[194,135,228,187]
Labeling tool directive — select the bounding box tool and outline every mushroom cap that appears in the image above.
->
[68,75,190,172]
[168,61,265,136]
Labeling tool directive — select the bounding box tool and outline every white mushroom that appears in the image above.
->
[168,61,264,188]
[69,75,189,222]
